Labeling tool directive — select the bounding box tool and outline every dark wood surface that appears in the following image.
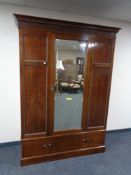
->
[20,29,48,136]
[21,145,105,166]
[22,130,105,157]
[14,14,120,33]
[87,34,115,129]
[15,14,119,166]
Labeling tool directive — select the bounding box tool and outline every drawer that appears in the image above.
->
[22,130,105,157]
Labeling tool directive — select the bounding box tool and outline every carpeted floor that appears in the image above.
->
[54,92,82,130]
[0,130,131,175]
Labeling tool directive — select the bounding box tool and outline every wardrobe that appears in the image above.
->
[15,14,120,166]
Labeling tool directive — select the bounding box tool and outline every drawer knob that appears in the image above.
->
[43,144,47,148]
[42,143,52,148]
[48,143,52,147]
[82,138,90,143]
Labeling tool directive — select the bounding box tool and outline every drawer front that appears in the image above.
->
[22,130,105,157]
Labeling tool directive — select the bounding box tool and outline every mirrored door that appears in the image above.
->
[54,39,87,131]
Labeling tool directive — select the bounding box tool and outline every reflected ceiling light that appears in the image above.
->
[88,43,95,48]
[80,42,87,48]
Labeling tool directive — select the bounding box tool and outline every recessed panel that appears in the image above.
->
[88,68,110,127]
[93,41,112,63]
[24,66,47,134]
[23,35,47,60]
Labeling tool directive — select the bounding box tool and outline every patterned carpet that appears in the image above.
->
[0,130,131,175]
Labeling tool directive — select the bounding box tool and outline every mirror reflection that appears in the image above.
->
[54,39,87,130]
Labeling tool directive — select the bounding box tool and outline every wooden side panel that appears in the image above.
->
[86,34,115,128]
[20,30,48,136]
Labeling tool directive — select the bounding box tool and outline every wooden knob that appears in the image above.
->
[82,138,90,143]
[43,144,47,148]
[48,143,52,147]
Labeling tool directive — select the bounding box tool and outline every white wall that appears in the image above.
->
[0,3,131,143]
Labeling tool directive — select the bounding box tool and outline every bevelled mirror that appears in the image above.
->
[54,39,87,131]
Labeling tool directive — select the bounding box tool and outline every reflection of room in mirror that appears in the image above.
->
[54,39,87,130]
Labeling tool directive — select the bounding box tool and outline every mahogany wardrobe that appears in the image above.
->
[15,14,119,166]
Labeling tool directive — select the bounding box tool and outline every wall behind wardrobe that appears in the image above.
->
[0,3,131,143]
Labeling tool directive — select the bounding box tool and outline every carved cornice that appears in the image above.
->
[14,14,120,33]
